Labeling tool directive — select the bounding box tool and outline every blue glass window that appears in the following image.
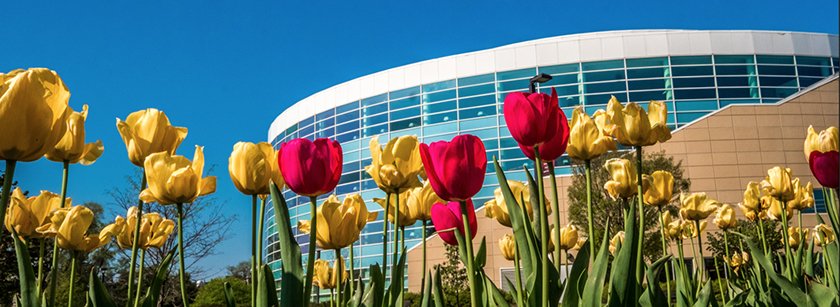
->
[758,65,796,76]
[676,100,717,111]
[423,79,456,92]
[299,125,314,137]
[539,63,579,74]
[422,122,456,135]
[756,55,793,65]
[672,66,713,76]
[674,88,716,99]
[627,67,669,79]
[673,77,715,88]
[339,171,361,184]
[424,100,456,114]
[423,89,456,103]
[584,93,624,105]
[499,137,518,149]
[629,79,669,90]
[316,108,335,120]
[629,90,672,101]
[459,105,496,119]
[497,68,536,80]
[719,99,760,107]
[582,60,624,71]
[460,117,496,131]
[760,76,798,87]
[460,83,495,97]
[335,110,360,123]
[715,65,755,76]
[799,77,825,87]
[553,84,580,96]
[363,113,388,127]
[423,111,456,125]
[797,66,832,77]
[676,111,709,123]
[391,106,420,120]
[559,96,581,107]
[714,55,754,64]
[671,56,712,65]
[284,123,298,136]
[390,118,420,131]
[361,93,387,107]
[717,88,754,99]
[389,86,420,100]
[584,81,626,93]
[497,79,530,92]
[363,102,388,116]
[716,76,752,87]
[335,130,359,143]
[460,95,495,108]
[459,73,494,86]
[760,87,798,98]
[336,101,359,114]
[362,123,388,137]
[626,57,668,68]
[390,96,420,110]
[541,73,579,86]
[582,70,625,82]
[299,116,315,128]
[796,56,831,66]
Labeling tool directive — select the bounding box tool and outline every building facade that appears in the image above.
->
[264,30,840,296]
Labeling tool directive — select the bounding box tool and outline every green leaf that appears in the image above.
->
[581,224,611,307]
[741,233,810,306]
[639,256,670,307]
[494,159,537,278]
[270,184,305,306]
[484,273,510,307]
[223,282,236,307]
[805,239,816,277]
[87,269,117,307]
[12,233,38,307]
[692,280,713,307]
[825,242,840,290]
[809,281,839,307]
[361,264,383,307]
[432,266,445,307]
[257,264,279,307]
[139,249,175,307]
[420,271,433,307]
[475,237,487,269]
[386,248,407,307]
[608,199,639,307]
[562,239,591,307]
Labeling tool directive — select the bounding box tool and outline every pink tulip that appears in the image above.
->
[277,138,342,197]
[431,199,478,245]
[809,151,839,189]
[503,88,561,148]
[518,103,570,161]
[419,134,487,202]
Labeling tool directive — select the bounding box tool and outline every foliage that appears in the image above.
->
[194,277,250,307]
[567,150,691,261]
[0,172,48,306]
[706,219,783,258]
[436,244,469,306]
[226,261,251,282]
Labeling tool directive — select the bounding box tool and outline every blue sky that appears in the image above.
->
[3,0,837,278]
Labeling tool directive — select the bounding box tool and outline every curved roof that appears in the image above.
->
[268,29,840,140]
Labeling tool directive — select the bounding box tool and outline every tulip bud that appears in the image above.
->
[558,224,579,251]
[679,192,719,221]
[312,258,347,290]
[814,224,836,246]
[4,188,66,238]
[366,136,424,194]
[804,125,838,160]
[644,171,675,207]
[764,195,792,221]
[419,135,486,202]
[484,180,550,227]
[279,138,342,197]
[430,200,478,245]
[786,226,808,250]
[603,97,671,147]
[116,108,187,167]
[139,146,217,205]
[301,194,377,250]
[406,181,444,222]
[787,181,814,211]
[760,167,796,202]
[809,151,839,189]
[713,204,737,230]
[499,234,517,261]
[503,89,560,148]
[609,231,625,256]
[228,142,285,196]
[374,192,415,227]
[36,206,116,253]
[603,158,639,200]
[566,107,616,161]
[45,104,104,165]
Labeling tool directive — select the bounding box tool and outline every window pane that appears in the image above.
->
[459,105,496,119]
[676,100,717,111]
[629,79,669,90]
[760,87,798,98]
[717,87,754,99]
[422,122,456,135]
[582,60,624,71]
[756,55,793,65]
[458,73,494,86]
[627,67,669,79]
[460,95,495,108]
[717,76,752,87]
[422,89,456,103]
[497,79,530,92]
[760,76,798,87]
[584,93,624,105]
[629,90,672,101]
[715,65,754,76]
[390,117,420,131]
[674,88,716,99]
[362,123,388,137]
[336,101,359,114]
[539,63,579,74]
[335,110,360,123]
[459,83,495,97]
[391,107,420,120]
[714,55,754,64]
[497,68,536,81]
[673,77,715,88]
[671,56,712,65]
[423,111,456,125]
[584,81,626,93]
[676,111,710,123]
[719,99,760,107]
[361,93,387,106]
[390,96,420,110]
[797,66,832,77]
[559,95,581,107]
[758,65,795,76]
[553,84,580,96]
[299,116,314,128]
[363,102,387,116]
[363,113,388,127]
[390,86,420,100]
[424,100,456,114]
[316,108,335,121]
[460,116,497,131]
[626,57,668,67]
[796,56,831,66]
[335,120,359,133]
[672,66,713,77]
[799,77,825,87]
[541,73,579,86]
[582,70,625,82]
[335,130,359,143]
[423,79,456,92]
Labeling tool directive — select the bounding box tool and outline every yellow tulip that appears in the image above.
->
[116,108,188,167]
[558,224,579,251]
[760,167,796,202]
[814,224,835,246]
[644,171,675,207]
[4,188,68,238]
[713,204,737,230]
[740,181,762,213]
[726,251,750,274]
[603,97,671,147]
[679,192,719,221]
[804,125,839,159]
[484,180,550,227]
[788,181,814,211]
[45,104,104,165]
[373,191,415,227]
[139,146,217,205]
[113,207,175,250]
[786,226,808,250]
[764,195,792,221]
[312,258,348,290]
[298,194,377,249]
[228,141,285,195]
[0,68,72,161]
[679,220,707,240]
[499,234,516,261]
[609,231,625,256]
[603,158,639,200]
[36,206,117,253]
[662,211,681,240]
[406,181,444,221]
[573,237,587,251]
[365,136,424,194]
[566,107,616,161]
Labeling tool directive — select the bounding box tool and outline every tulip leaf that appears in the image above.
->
[692,280,713,307]
[257,264,279,307]
[475,236,487,269]
[608,199,639,307]
[87,269,117,307]
[360,264,383,307]
[741,233,812,306]
[269,184,305,307]
[581,224,611,307]
[386,248,406,307]
[12,233,38,307]
[639,256,670,307]
[805,239,815,277]
[493,159,537,278]
[223,282,236,307]
[484,273,510,307]
[420,271,432,307]
[139,249,175,307]
[809,281,839,307]
[561,239,590,307]
[431,266,445,307]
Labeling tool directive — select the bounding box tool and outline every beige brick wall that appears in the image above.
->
[405,78,839,291]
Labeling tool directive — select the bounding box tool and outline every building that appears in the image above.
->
[264,30,840,296]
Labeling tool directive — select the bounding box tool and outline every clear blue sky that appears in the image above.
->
[3,0,837,278]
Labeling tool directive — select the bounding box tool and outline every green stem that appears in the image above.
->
[514,240,524,307]
[676,239,689,283]
[757,218,769,255]
[713,255,726,305]
[251,195,258,307]
[722,231,732,281]
[37,239,45,293]
[585,160,595,264]
[694,220,706,281]
[49,160,68,307]
[330,288,335,307]
[176,203,189,307]
[534,146,549,307]
[259,197,267,270]
[133,249,146,307]
[394,193,403,307]
[68,252,77,307]
[548,162,562,274]
[778,196,793,278]
[126,169,147,307]
[420,220,427,297]
[399,225,406,304]
[658,208,672,307]
[382,193,390,274]
[459,200,479,307]
[336,248,342,307]
[304,196,318,306]
[0,160,16,235]
[635,146,645,283]
[350,240,355,298]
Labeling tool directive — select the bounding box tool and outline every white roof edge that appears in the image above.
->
[268,29,840,142]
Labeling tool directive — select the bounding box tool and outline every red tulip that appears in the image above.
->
[518,104,570,161]
[809,151,839,189]
[503,88,560,148]
[419,134,487,202]
[431,199,478,245]
[277,138,342,197]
